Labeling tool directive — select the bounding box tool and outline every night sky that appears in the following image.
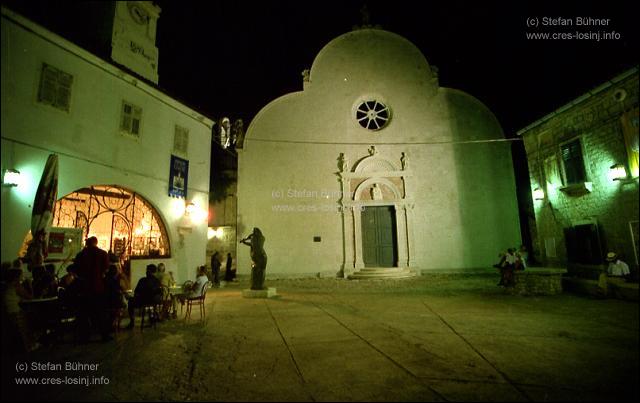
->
[6,1,637,135]
[152,0,638,136]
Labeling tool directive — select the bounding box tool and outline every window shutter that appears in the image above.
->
[54,70,73,110]
[174,125,189,155]
[560,139,586,184]
[121,101,142,137]
[38,63,73,111]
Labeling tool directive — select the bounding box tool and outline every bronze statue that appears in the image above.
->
[240,227,267,290]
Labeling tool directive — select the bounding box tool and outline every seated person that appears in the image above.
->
[0,261,10,285]
[25,263,57,298]
[498,248,517,287]
[1,268,38,352]
[177,266,209,304]
[155,263,175,288]
[126,264,162,329]
[105,264,127,310]
[606,252,630,279]
[154,263,177,318]
[516,245,528,270]
[59,264,78,288]
[492,251,507,269]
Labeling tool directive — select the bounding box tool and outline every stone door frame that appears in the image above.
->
[338,148,414,277]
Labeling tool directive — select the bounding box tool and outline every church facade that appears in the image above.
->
[237,28,521,278]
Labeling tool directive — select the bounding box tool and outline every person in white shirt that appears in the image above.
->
[606,252,630,278]
[190,266,209,298]
[177,266,209,305]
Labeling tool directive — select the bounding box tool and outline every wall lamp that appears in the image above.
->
[609,164,627,181]
[533,187,545,200]
[2,169,21,187]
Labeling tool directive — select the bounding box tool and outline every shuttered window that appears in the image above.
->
[173,125,189,156]
[560,138,587,185]
[37,63,73,111]
[120,101,142,137]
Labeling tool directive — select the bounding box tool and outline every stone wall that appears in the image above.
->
[520,68,639,273]
[506,268,566,296]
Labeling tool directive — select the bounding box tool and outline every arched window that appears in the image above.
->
[52,185,170,259]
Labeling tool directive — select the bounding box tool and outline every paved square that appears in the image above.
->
[2,273,638,401]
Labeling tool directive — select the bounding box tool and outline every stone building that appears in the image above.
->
[237,28,521,279]
[1,3,213,285]
[518,67,639,278]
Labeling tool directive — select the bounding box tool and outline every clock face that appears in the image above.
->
[128,3,149,25]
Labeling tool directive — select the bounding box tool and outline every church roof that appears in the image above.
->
[309,28,435,91]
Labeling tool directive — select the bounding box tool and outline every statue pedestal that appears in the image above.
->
[242,287,277,298]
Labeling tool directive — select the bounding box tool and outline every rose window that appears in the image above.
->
[355,100,390,130]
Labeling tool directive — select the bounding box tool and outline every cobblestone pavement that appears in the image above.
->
[2,272,638,402]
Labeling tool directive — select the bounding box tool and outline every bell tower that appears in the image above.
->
[111,1,161,84]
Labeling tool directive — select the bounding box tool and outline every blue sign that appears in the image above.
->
[169,155,189,198]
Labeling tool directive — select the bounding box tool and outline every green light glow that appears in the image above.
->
[533,187,545,200]
[609,163,627,181]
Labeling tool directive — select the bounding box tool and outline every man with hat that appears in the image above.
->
[606,252,630,278]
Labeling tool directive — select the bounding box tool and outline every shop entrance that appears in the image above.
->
[51,185,171,278]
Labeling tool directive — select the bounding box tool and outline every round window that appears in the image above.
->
[355,100,390,131]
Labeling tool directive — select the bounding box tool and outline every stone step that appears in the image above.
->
[348,267,418,280]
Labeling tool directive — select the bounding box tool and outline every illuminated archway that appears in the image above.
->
[52,185,171,259]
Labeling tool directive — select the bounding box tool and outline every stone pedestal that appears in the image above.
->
[242,287,278,298]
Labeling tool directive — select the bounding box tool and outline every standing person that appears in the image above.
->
[240,227,267,290]
[74,236,111,342]
[224,253,234,282]
[211,252,221,287]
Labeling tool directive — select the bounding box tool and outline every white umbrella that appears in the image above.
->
[26,154,59,264]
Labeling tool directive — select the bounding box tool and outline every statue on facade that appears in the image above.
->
[301,69,310,83]
[371,183,383,200]
[401,152,408,170]
[219,117,231,148]
[339,153,350,173]
[231,118,244,149]
[240,227,267,290]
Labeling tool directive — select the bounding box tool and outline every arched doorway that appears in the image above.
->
[51,185,171,279]
[339,148,415,279]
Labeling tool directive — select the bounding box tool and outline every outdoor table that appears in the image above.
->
[169,286,186,296]
[19,296,59,312]
[20,296,58,304]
